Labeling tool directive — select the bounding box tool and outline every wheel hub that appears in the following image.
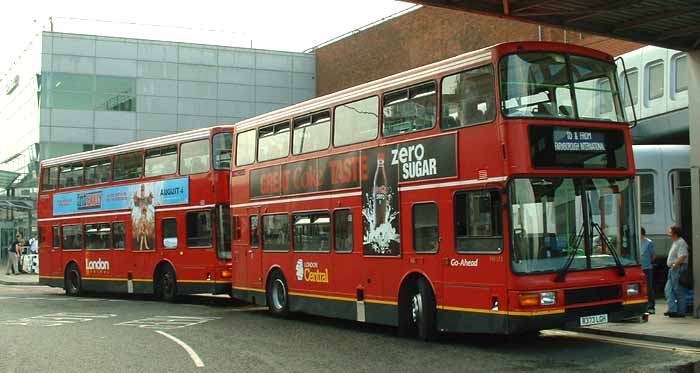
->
[411,293,422,323]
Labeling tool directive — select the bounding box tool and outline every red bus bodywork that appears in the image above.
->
[230,42,647,335]
[38,126,233,298]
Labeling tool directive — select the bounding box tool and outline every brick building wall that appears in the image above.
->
[314,6,643,95]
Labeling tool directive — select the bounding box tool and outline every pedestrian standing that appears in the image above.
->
[664,225,689,318]
[640,228,656,314]
[4,233,21,275]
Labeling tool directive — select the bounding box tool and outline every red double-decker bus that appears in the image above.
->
[38,126,233,300]
[229,41,647,338]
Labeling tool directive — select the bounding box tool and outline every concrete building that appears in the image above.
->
[0,31,315,244]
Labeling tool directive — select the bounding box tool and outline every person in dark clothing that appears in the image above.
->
[5,233,21,275]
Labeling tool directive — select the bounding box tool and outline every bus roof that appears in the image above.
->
[41,125,234,168]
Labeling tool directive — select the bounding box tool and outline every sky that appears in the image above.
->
[0,0,416,75]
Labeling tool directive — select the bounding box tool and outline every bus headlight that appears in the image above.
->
[626,283,641,296]
[519,292,557,307]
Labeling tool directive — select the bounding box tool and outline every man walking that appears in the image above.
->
[640,228,656,313]
[664,225,689,317]
[4,233,21,275]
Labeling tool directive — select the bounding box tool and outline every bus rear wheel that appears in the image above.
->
[65,263,82,297]
[403,278,437,341]
[158,265,177,302]
[267,271,289,316]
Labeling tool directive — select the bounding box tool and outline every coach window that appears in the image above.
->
[250,216,259,247]
[413,203,439,253]
[639,173,655,215]
[333,209,353,253]
[41,167,58,191]
[112,222,126,249]
[213,132,233,170]
[258,121,290,162]
[145,145,177,177]
[383,81,436,137]
[293,111,330,155]
[162,218,178,249]
[235,130,256,166]
[59,162,84,188]
[262,214,289,252]
[180,139,210,175]
[454,190,502,253]
[62,224,83,251]
[186,211,212,247]
[114,151,143,181]
[334,96,379,147]
[674,54,688,93]
[293,211,330,252]
[52,226,60,248]
[86,223,111,250]
[85,158,111,185]
[647,61,664,101]
[441,65,495,130]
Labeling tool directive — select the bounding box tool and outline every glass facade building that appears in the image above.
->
[0,31,316,246]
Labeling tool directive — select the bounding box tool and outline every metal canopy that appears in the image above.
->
[408,1,700,51]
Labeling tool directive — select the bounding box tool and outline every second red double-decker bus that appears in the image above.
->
[228,41,647,337]
[38,126,233,300]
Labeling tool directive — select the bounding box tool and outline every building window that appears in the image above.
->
[383,81,436,137]
[180,139,210,175]
[621,69,639,107]
[162,218,178,249]
[52,226,60,248]
[639,174,655,215]
[675,55,688,93]
[85,158,111,185]
[85,223,111,250]
[145,145,177,177]
[236,130,256,166]
[114,151,143,181]
[62,225,83,251]
[59,163,84,188]
[454,190,502,253]
[333,209,353,253]
[333,96,378,147]
[250,215,259,248]
[413,203,439,253]
[186,211,212,247]
[293,211,330,252]
[213,132,233,170]
[441,65,495,129]
[94,76,136,111]
[112,222,126,249]
[262,214,289,252]
[647,61,664,100]
[293,111,330,155]
[40,73,136,112]
[258,121,290,162]
[41,167,58,191]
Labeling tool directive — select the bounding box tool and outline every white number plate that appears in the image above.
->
[580,314,608,326]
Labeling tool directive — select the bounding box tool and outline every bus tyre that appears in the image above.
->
[159,265,178,302]
[65,263,82,297]
[267,271,289,316]
[412,278,437,341]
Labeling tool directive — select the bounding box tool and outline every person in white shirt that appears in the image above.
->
[664,225,689,317]
[29,237,38,254]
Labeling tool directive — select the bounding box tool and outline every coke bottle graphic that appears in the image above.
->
[373,153,388,228]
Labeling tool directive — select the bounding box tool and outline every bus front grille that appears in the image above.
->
[564,285,622,305]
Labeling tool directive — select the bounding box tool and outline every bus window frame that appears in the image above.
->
[41,166,58,191]
[144,145,178,178]
[412,202,440,254]
[439,64,497,131]
[332,95,380,148]
[59,162,86,189]
[161,217,178,250]
[382,80,438,138]
[179,139,211,176]
[61,224,84,251]
[332,208,354,254]
[52,225,60,248]
[292,210,331,253]
[257,121,291,163]
[185,209,213,249]
[292,110,331,156]
[85,222,112,251]
[84,157,112,186]
[261,213,290,253]
[212,131,233,170]
[113,150,144,182]
[235,129,257,167]
[453,189,504,255]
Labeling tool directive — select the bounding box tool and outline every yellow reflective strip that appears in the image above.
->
[622,299,647,305]
[438,304,565,316]
[177,280,230,284]
[365,299,398,306]
[233,286,265,293]
[39,276,63,280]
[288,291,355,303]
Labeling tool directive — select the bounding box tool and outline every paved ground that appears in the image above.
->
[0,285,698,372]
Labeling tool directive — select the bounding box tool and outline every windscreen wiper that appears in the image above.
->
[555,223,585,283]
[592,222,626,277]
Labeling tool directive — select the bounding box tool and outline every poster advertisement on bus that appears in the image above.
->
[362,146,400,256]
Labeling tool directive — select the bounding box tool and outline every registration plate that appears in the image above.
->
[580,314,608,326]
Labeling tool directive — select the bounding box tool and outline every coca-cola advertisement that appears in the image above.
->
[362,147,400,256]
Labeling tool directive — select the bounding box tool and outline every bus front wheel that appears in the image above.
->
[401,277,437,341]
[267,271,289,316]
[65,263,82,297]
